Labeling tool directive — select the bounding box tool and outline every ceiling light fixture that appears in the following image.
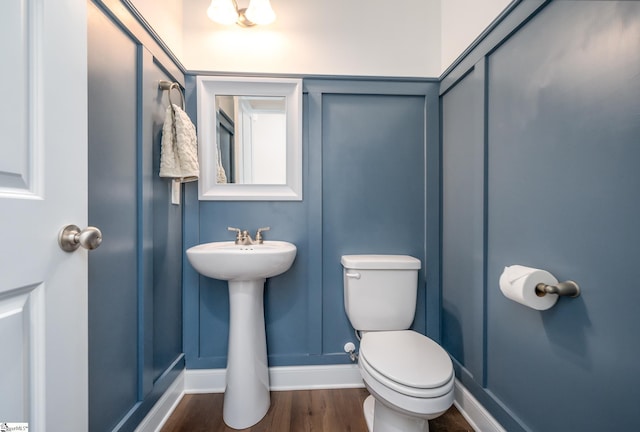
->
[207,0,276,27]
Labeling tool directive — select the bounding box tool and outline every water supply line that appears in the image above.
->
[344,342,358,362]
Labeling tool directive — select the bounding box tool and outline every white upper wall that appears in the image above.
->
[129,0,512,77]
[182,0,442,77]
[131,0,184,60]
[441,0,512,72]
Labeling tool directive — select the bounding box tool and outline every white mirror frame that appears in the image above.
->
[196,76,303,201]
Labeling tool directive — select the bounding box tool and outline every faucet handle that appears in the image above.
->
[227,227,242,243]
[255,227,270,243]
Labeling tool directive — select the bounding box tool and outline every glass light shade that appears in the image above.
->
[244,0,276,25]
[207,0,239,25]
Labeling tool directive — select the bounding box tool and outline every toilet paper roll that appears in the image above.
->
[499,265,559,310]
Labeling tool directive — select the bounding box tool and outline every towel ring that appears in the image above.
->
[159,80,185,110]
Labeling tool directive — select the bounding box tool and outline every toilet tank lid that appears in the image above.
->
[341,255,421,270]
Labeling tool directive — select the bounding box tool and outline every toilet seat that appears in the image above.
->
[359,330,454,398]
[359,356,454,418]
[360,354,454,399]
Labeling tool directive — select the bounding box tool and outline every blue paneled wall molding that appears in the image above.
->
[441,1,640,431]
[88,1,185,431]
[182,77,441,369]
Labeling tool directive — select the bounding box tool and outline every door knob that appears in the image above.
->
[58,224,103,252]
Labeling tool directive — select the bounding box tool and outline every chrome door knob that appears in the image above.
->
[58,224,103,252]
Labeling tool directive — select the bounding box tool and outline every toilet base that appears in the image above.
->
[363,395,429,432]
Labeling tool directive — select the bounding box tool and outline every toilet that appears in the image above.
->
[342,255,454,432]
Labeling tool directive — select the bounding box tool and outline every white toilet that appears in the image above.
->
[342,255,454,432]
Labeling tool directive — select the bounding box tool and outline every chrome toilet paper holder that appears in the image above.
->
[535,281,580,298]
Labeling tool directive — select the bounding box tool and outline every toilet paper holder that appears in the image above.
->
[535,281,580,298]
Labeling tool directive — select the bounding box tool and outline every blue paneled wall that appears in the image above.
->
[88,1,185,431]
[441,1,640,430]
[86,2,640,431]
[183,78,440,368]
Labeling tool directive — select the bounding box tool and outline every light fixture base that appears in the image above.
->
[236,8,256,27]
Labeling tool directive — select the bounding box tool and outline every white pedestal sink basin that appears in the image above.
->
[186,240,296,429]
[186,241,297,281]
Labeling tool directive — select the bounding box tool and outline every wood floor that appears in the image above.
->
[161,388,474,432]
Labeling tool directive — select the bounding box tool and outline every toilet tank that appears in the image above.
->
[341,255,421,332]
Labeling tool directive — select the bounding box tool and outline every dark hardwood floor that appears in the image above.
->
[161,388,474,432]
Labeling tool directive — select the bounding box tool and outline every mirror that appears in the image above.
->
[215,95,287,185]
[196,76,302,200]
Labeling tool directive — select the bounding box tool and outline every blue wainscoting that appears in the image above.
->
[441,1,640,431]
[88,1,185,431]
[183,77,441,369]
[88,6,139,429]
[441,60,486,385]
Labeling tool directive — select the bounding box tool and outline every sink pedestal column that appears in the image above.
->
[224,279,270,429]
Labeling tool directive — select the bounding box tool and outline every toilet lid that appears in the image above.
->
[359,330,453,389]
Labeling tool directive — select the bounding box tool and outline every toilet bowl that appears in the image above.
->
[341,255,454,432]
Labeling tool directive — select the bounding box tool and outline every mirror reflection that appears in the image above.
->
[215,95,287,185]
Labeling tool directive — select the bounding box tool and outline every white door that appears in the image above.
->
[0,0,88,430]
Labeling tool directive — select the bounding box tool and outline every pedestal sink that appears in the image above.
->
[186,241,296,429]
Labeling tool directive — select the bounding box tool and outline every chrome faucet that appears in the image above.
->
[228,226,270,245]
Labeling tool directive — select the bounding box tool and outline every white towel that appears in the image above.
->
[160,104,199,182]
[216,144,228,183]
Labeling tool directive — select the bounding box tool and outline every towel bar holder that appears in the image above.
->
[535,281,580,297]
[159,80,185,110]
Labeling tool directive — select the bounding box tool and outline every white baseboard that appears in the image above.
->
[454,379,505,432]
[184,368,226,393]
[184,363,364,393]
[134,370,185,432]
[271,364,364,391]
